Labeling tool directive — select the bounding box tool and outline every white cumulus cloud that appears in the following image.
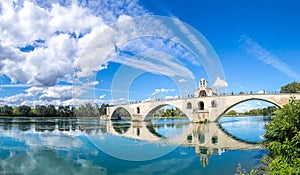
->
[99,94,106,99]
[0,1,102,86]
[213,77,228,88]
[0,0,150,105]
[0,0,147,87]
[178,79,187,83]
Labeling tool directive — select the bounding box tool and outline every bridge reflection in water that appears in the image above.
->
[0,117,262,167]
[98,120,260,166]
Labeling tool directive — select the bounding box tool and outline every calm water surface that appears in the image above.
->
[0,116,269,175]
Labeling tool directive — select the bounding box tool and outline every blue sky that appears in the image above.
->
[0,0,299,112]
[145,0,300,89]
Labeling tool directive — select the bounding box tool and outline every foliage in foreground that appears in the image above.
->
[236,97,300,175]
[264,97,300,174]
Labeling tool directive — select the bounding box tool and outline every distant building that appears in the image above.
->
[194,78,217,97]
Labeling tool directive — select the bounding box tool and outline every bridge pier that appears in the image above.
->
[193,110,209,122]
[131,114,144,122]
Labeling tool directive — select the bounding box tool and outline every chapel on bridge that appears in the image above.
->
[194,78,217,97]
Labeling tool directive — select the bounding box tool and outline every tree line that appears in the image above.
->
[280,81,300,93]
[0,103,109,117]
[153,108,187,118]
[225,106,277,116]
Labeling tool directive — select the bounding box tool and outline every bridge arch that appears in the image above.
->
[111,107,132,120]
[215,98,281,121]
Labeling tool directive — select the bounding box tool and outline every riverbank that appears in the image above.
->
[222,114,271,117]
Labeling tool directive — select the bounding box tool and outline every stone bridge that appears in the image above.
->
[107,93,300,122]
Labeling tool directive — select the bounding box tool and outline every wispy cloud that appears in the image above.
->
[240,35,300,81]
[112,51,195,79]
[146,88,177,101]
[172,17,207,57]
[171,16,225,88]
[0,84,32,88]
[154,88,175,94]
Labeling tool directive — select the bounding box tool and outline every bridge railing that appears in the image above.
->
[111,90,284,106]
[179,90,282,99]
[219,90,281,96]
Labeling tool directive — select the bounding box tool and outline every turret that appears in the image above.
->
[194,78,217,97]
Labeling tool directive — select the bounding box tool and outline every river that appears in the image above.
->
[0,116,269,175]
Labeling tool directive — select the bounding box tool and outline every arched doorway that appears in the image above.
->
[198,101,204,110]
[187,102,192,109]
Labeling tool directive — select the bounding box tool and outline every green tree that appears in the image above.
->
[226,110,237,116]
[262,106,277,116]
[58,106,74,117]
[153,109,165,118]
[0,105,13,115]
[58,106,67,117]
[13,107,19,115]
[17,105,32,116]
[75,103,99,117]
[263,97,300,174]
[248,109,259,115]
[160,108,185,118]
[174,108,182,117]
[280,81,300,93]
[162,108,174,118]
[47,104,57,116]
[242,106,277,116]
[160,108,183,118]
[99,103,109,115]
[34,105,49,116]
